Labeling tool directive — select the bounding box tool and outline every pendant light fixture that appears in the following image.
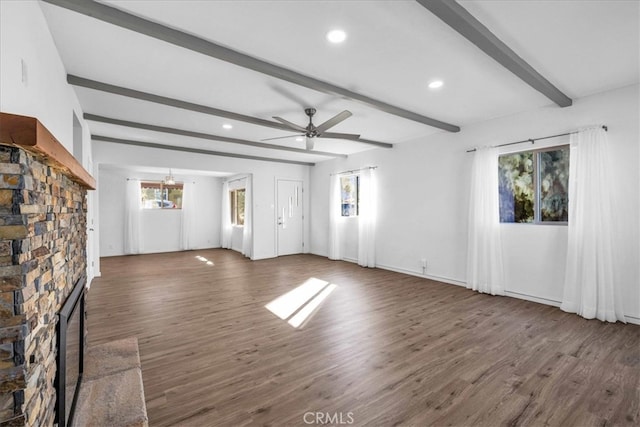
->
[164,169,175,185]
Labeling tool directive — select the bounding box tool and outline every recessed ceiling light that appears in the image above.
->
[295,137,304,142]
[222,123,233,130]
[428,80,444,89]
[327,29,347,44]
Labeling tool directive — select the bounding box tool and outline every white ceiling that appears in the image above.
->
[40,0,639,167]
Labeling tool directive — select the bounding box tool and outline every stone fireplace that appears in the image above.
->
[0,113,95,426]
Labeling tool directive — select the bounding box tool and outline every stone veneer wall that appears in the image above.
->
[0,145,87,426]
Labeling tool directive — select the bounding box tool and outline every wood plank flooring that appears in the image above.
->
[87,249,640,427]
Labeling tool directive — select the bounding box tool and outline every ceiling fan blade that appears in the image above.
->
[261,134,304,141]
[272,116,307,132]
[269,84,335,110]
[306,137,315,150]
[269,83,309,108]
[315,110,352,134]
[318,131,361,140]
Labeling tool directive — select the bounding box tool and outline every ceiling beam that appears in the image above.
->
[46,0,460,132]
[69,75,291,132]
[92,135,316,167]
[84,113,348,158]
[417,0,572,107]
[70,75,393,149]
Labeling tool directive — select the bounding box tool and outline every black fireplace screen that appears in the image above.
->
[56,276,86,427]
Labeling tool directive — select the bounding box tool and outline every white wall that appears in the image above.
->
[0,1,92,166]
[92,141,310,261]
[0,1,96,280]
[310,84,640,322]
[98,166,222,256]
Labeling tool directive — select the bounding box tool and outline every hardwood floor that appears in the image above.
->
[87,249,639,427]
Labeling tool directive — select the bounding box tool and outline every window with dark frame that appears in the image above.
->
[498,145,570,223]
[141,181,183,209]
[230,188,246,226]
[340,175,359,217]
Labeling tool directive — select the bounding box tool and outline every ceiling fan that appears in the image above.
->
[263,108,360,150]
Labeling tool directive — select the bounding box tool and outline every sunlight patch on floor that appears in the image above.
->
[195,255,214,266]
[288,284,337,328]
[265,278,337,328]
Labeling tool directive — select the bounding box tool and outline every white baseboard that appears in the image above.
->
[375,262,466,287]
[504,290,561,307]
[318,256,640,326]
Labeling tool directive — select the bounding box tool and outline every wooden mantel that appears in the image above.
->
[0,112,96,189]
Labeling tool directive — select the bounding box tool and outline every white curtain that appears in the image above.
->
[221,180,232,249]
[124,179,142,254]
[241,175,253,259]
[180,182,195,250]
[328,174,342,260]
[466,147,505,295]
[561,127,625,322]
[358,168,377,267]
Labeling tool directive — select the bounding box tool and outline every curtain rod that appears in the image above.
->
[225,175,249,184]
[466,125,608,153]
[330,166,378,176]
[126,178,195,183]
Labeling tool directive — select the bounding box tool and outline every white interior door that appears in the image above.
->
[277,179,303,256]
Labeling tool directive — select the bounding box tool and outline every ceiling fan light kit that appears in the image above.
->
[266,107,360,150]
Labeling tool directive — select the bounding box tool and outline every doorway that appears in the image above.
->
[276,179,304,256]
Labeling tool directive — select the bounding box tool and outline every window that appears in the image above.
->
[340,175,359,217]
[498,146,569,223]
[230,188,245,225]
[141,182,183,209]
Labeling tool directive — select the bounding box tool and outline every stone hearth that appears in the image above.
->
[72,337,148,427]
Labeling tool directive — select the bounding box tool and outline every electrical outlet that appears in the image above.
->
[421,258,427,268]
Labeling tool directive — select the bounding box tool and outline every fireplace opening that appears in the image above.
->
[56,276,86,427]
